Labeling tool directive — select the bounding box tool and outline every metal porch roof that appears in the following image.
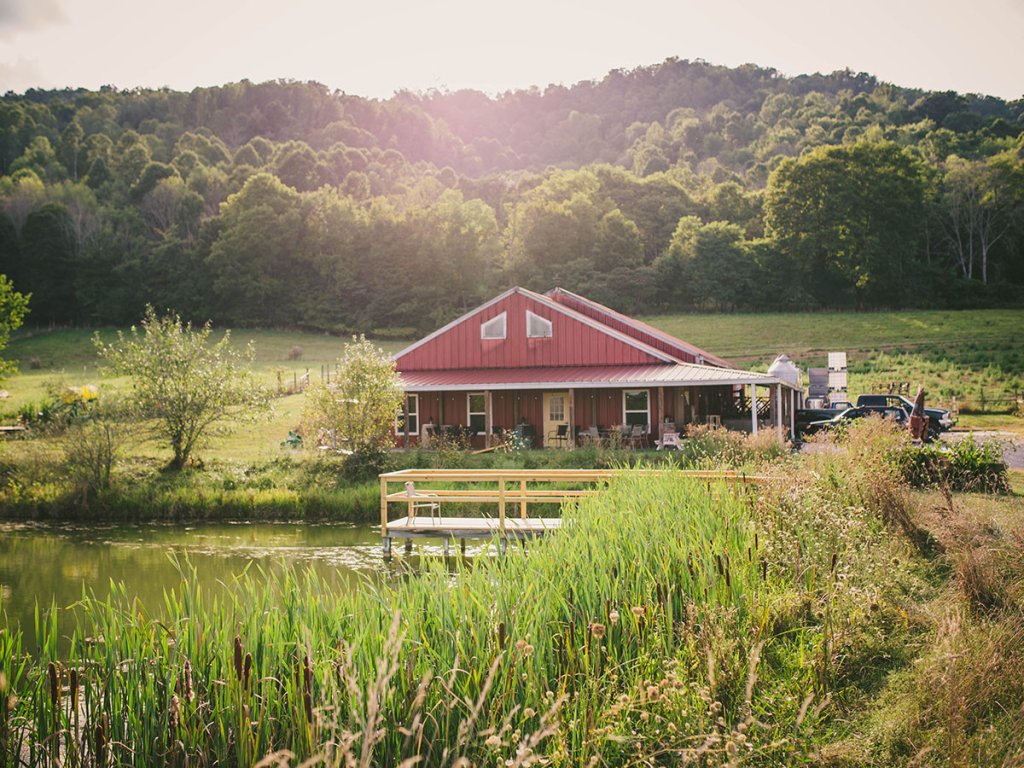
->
[399,364,791,392]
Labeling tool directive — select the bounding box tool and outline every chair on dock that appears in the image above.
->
[404,481,441,522]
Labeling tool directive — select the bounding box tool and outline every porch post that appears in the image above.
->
[657,386,665,441]
[790,389,796,437]
[439,393,446,426]
[750,383,758,433]
[775,384,783,444]
[567,388,575,448]
[485,390,493,449]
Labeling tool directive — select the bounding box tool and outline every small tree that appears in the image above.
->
[96,306,270,469]
[0,274,30,381]
[301,335,403,464]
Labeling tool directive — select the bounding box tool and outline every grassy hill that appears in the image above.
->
[1,309,1020,461]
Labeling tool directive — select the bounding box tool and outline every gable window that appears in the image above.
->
[526,310,553,338]
[480,312,507,340]
[395,393,419,435]
[623,389,650,427]
[468,392,487,434]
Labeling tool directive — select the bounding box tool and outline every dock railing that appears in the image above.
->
[378,468,767,540]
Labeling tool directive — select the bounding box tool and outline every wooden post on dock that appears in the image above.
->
[498,476,507,536]
[520,479,527,519]
[380,475,391,554]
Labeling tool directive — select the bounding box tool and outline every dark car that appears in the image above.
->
[802,406,909,436]
[856,395,955,432]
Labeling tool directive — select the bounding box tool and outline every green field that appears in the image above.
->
[4,309,1021,426]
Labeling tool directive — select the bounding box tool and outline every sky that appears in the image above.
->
[0,0,1021,100]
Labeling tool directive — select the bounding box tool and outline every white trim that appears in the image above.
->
[623,389,650,427]
[395,393,419,435]
[480,311,507,340]
[467,392,487,435]
[526,309,553,338]
[392,287,678,365]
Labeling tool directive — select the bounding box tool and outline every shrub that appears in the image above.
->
[897,435,1009,493]
[63,417,125,501]
[286,344,303,361]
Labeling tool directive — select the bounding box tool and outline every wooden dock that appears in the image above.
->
[378,468,764,555]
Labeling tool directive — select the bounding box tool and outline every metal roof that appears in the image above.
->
[399,364,792,392]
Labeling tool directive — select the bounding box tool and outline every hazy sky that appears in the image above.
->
[1,0,1021,100]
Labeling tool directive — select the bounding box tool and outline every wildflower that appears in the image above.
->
[485,734,502,748]
[515,639,527,652]
[609,610,620,624]
[523,643,535,657]
[590,623,606,640]
[631,605,646,617]
[523,707,536,718]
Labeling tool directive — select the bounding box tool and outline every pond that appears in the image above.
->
[0,521,475,653]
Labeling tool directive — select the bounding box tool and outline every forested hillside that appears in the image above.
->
[1,59,1022,332]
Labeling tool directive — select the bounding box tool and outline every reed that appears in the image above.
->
[0,469,926,765]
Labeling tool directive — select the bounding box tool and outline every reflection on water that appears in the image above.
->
[0,521,493,653]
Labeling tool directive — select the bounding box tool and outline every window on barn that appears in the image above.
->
[468,393,487,434]
[395,393,419,435]
[480,312,507,340]
[623,389,650,427]
[526,310,553,338]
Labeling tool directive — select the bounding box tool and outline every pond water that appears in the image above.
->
[0,521,471,653]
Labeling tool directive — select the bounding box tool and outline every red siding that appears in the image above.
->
[548,289,734,367]
[396,292,665,372]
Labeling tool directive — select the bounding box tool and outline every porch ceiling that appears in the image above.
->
[399,364,793,392]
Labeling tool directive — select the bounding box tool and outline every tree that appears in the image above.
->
[0,274,30,380]
[96,307,269,469]
[301,335,403,460]
[764,141,926,307]
[939,154,1022,284]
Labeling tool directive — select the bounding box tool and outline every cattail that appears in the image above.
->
[95,714,108,767]
[69,668,79,711]
[168,693,180,732]
[716,554,724,577]
[303,655,313,695]
[233,636,243,681]
[761,560,768,581]
[243,653,253,690]
[754,532,759,551]
[497,621,506,650]
[830,551,838,575]
[182,659,194,703]
[48,662,60,711]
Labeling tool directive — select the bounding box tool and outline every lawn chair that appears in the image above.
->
[655,430,681,450]
[629,423,646,448]
[547,423,569,448]
[404,481,441,523]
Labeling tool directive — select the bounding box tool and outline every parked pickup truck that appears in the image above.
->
[855,395,955,432]
[795,401,854,436]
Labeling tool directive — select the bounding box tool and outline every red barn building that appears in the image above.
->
[394,287,799,448]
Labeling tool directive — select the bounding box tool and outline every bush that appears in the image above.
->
[897,435,1009,493]
[286,344,303,360]
[678,424,790,468]
[63,417,124,501]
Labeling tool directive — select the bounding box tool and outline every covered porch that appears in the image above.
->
[396,365,800,449]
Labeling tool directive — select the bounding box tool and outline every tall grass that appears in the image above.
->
[1,465,932,766]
